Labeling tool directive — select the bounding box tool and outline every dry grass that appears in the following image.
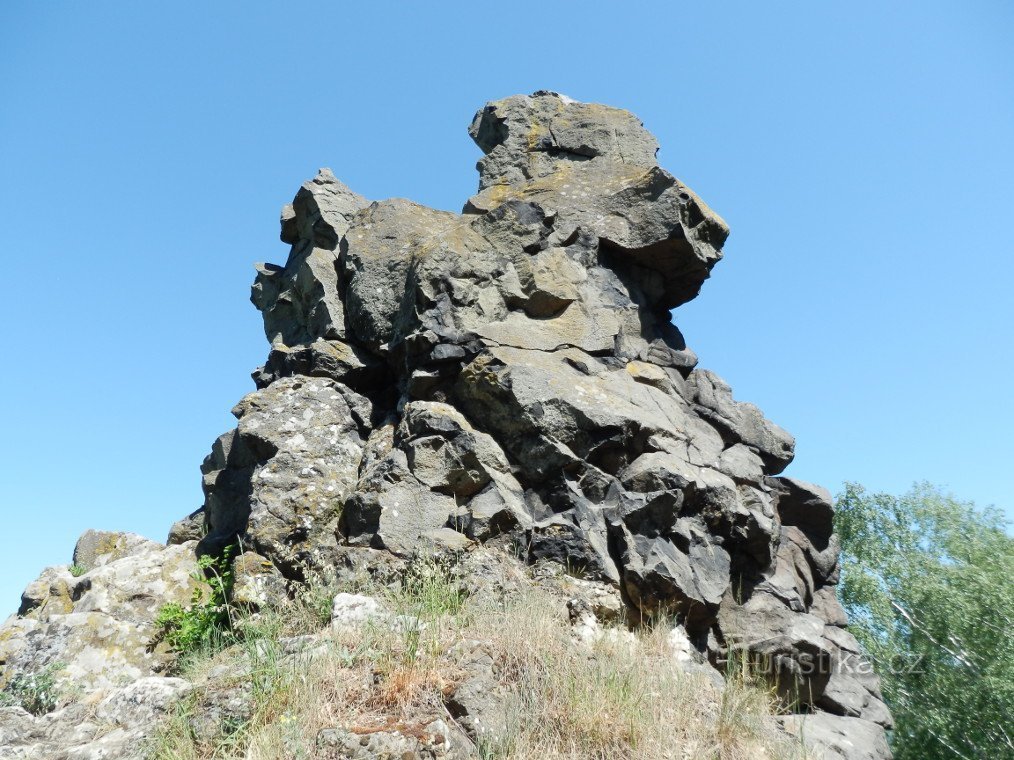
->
[148,555,810,760]
[453,592,798,760]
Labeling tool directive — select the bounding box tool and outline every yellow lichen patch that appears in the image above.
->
[41,581,75,618]
[525,119,551,152]
[471,161,658,216]
[234,552,274,578]
[625,361,674,393]
[94,532,127,561]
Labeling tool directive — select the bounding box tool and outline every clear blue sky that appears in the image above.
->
[1,2,1011,612]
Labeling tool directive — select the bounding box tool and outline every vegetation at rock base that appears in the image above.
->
[148,552,810,760]
[835,482,1014,759]
[155,547,236,656]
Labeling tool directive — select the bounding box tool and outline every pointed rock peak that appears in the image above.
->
[278,167,369,248]
[463,93,728,309]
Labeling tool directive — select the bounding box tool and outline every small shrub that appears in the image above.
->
[0,661,63,715]
[155,548,236,655]
[68,564,87,578]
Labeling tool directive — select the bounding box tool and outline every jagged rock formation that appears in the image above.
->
[1,92,891,760]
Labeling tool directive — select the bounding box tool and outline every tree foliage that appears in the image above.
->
[835,482,1014,759]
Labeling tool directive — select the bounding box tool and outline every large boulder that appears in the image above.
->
[198,374,370,576]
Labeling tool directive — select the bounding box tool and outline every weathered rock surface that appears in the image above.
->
[0,533,199,758]
[1,92,890,760]
[2,532,199,696]
[0,677,192,760]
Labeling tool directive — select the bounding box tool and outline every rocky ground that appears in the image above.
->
[1,92,891,759]
[2,533,852,759]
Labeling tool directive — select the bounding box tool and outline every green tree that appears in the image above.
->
[835,482,1014,759]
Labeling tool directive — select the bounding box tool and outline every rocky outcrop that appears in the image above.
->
[2,531,199,695]
[0,532,200,758]
[0,92,891,759]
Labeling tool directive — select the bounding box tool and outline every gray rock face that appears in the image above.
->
[343,401,530,555]
[226,90,890,759]
[0,92,890,760]
[198,374,370,576]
